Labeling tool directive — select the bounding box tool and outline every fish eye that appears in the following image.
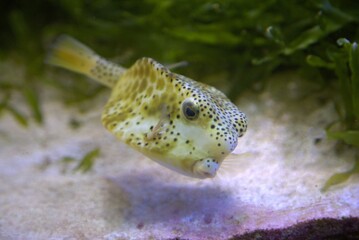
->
[182,98,199,120]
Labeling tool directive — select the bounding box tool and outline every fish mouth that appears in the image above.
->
[192,158,219,179]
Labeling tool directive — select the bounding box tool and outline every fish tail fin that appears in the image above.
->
[45,35,97,75]
[45,35,125,88]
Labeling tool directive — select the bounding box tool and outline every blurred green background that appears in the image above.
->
[0,0,359,186]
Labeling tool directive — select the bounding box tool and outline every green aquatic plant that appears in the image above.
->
[61,148,100,173]
[321,160,359,192]
[0,76,42,126]
[1,0,358,121]
[307,38,359,190]
[73,148,100,173]
[309,38,359,133]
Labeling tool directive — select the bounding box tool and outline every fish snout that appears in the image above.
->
[192,158,220,179]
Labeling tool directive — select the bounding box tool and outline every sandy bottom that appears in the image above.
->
[0,73,358,240]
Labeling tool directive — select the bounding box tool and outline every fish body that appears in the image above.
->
[46,35,247,179]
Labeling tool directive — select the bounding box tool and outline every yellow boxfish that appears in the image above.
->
[46,35,247,179]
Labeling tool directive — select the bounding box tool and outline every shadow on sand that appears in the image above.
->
[106,168,238,228]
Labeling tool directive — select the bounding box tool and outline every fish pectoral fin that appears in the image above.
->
[146,118,167,140]
[146,104,170,140]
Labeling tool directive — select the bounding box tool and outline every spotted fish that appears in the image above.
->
[46,35,247,179]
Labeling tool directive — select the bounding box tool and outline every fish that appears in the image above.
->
[45,35,247,179]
